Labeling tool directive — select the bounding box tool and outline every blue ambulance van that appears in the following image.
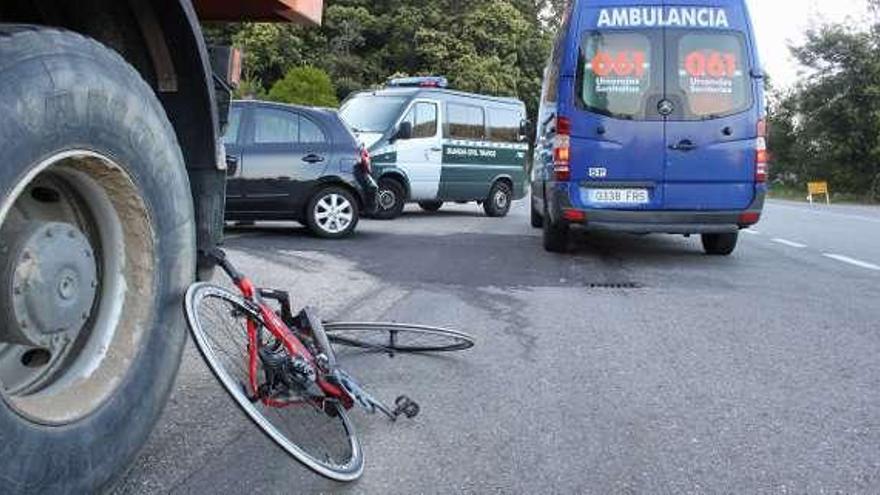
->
[531,0,767,255]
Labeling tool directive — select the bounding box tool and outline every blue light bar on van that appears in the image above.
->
[387,76,449,89]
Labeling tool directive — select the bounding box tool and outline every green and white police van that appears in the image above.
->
[339,77,529,219]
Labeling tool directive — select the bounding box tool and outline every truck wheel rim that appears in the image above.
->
[0,151,155,425]
[315,193,353,234]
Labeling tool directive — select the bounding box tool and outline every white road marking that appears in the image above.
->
[742,229,760,235]
[823,254,880,271]
[772,238,807,248]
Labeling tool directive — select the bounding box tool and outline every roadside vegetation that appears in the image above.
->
[768,0,880,203]
[204,0,566,118]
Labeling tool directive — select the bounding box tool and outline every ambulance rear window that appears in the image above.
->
[577,32,659,120]
[672,32,751,120]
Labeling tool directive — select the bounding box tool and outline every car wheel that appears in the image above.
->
[374,178,406,220]
[0,27,194,492]
[306,186,360,239]
[484,181,513,218]
[702,232,739,256]
[418,201,443,212]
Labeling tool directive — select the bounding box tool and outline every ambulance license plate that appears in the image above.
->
[588,188,650,205]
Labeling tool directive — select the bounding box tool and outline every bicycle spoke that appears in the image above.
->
[185,284,363,481]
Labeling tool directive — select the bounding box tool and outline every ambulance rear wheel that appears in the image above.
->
[702,233,739,256]
[374,178,406,220]
[418,201,443,213]
[543,209,569,253]
[530,199,543,229]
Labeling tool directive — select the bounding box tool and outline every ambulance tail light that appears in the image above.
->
[553,116,572,182]
[756,119,768,183]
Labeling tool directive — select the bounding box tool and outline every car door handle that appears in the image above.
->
[429,147,443,152]
[302,153,325,164]
[669,140,698,152]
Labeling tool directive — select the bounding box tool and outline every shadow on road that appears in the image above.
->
[224,222,740,291]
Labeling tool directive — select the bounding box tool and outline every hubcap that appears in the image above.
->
[1,222,97,356]
[315,193,354,234]
[495,190,509,209]
[378,189,397,211]
[0,151,155,424]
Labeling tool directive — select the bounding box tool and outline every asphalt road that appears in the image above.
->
[115,199,880,494]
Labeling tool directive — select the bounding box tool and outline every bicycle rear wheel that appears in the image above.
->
[184,283,363,481]
[324,323,475,353]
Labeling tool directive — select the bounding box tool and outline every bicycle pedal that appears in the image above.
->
[393,395,420,419]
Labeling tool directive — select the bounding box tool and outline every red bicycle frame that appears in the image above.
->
[233,267,352,410]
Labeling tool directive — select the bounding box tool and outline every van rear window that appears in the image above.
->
[674,33,751,119]
[578,32,657,120]
[577,30,753,121]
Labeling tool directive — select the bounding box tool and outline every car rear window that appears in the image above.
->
[577,30,753,121]
[673,32,751,120]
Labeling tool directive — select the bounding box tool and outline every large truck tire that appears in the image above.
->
[0,27,195,493]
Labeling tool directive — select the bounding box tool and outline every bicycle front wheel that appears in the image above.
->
[184,283,364,482]
[324,322,475,353]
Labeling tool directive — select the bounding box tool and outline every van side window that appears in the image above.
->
[401,102,438,139]
[254,108,299,144]
[446,104,486,140]
[488,108,521,142]
[577,32,657,120]
[545,3,575,104]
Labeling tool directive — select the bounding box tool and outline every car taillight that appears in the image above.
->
[755,119,768,183]
[360,146,372,174]
[553,116,571,182]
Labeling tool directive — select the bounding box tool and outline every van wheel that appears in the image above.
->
[543,213,569,253]
[374,178,406,220]
[702,233,739,256]
[306,186,360,239]
[530,200,544,229]
[484,181,513,218]
[0,27,194,492]
[418,201,443,212]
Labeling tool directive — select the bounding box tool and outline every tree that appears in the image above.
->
[206,0,554,120]
[268,66,339,107]
[767,0,880,199]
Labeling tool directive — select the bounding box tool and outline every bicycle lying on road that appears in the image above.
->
[183,250,475,481]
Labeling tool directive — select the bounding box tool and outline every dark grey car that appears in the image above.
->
[224,100,377,238]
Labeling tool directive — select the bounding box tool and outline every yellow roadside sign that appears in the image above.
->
[808,181,830,205]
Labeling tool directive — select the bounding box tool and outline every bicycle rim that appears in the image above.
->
[184,283,364,481]
[324,322,475,353]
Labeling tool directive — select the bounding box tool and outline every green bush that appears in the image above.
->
[268,66,339,107]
